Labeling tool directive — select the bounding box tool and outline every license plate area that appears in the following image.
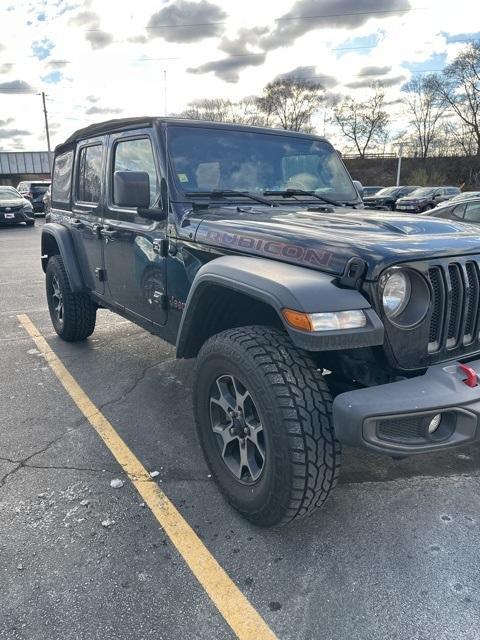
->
[4,213,15,219]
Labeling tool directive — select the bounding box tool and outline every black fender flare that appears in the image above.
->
[41,223,85,292]
[176,255,384,357]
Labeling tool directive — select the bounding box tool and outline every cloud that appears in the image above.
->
[259,0,412,50]
[86,95,100,103]
[68,10,98,27]
[188,53,266,83]
[146,0,227,43]
[47,59,70,70]
[0,128,32,139]
[358,64,392,76]
[0,63,13,74]
[275,66,338,89]
[0,118,14,127]
[85,106,123,115]
[346,74,407,88]
[68,9,113,49]
[0,80,36,94]
[86,30,114,49]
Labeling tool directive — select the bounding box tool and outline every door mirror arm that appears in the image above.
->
[137,207,167,222]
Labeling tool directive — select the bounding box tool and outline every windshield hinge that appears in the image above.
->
[337,257,367,289]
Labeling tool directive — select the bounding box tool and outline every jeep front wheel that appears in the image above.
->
[193,326,341,526]
[46,255,97,341]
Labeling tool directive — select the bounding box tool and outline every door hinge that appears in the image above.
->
[95,268,107,282]
[153,238,169,257]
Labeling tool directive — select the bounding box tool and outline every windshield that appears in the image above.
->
[168,126,358,202]
[0,188,20,201]
[375,187,400,196]
[410,188,435,197]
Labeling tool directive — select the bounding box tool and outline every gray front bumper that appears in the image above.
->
[333,359,480,455]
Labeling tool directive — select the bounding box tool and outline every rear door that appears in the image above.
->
[69,138,106,295]
[102,128,168,327]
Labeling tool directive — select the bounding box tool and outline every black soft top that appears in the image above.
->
[55,117,330,155]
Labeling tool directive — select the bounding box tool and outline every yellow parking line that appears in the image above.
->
[18,314,277,640]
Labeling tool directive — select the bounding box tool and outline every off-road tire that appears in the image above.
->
[193,326,341,526]
[46,255,97,341]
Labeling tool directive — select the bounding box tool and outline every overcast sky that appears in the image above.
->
[0,0,479,151]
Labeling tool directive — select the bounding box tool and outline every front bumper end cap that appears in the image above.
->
[332,359,480,455]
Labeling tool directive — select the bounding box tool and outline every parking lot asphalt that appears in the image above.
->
[1,220,480,640]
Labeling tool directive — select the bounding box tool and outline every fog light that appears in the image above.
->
[428,414,442,434]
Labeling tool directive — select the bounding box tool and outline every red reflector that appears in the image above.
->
[459,363,478,388]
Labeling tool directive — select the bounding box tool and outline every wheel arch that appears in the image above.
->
[176,255,383,358]
[41,224,85,292]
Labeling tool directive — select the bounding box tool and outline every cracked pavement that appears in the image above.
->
[1,221,480,640]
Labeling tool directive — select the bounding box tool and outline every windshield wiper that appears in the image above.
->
[263,189,341,207]
[185,190,278,207]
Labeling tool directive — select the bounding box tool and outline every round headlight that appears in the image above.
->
[382,271,411,319]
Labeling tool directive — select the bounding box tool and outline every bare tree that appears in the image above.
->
[176,97,270,126]
[256,78,324,132]
[431,42,480,155]
[333,85,390,157]
[402,75,447,158]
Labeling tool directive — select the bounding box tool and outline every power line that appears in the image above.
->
[78,8,424,33]
[0,67,449,94]
[1,37,477,68]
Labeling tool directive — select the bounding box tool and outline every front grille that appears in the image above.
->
[428,259,480,353]
[377,416,426,442]
[0,205,22,213]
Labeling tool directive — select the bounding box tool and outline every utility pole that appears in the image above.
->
[163,70,167,117]
[40,91,51,152]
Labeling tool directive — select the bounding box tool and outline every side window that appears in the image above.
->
[113,137,158,207]
[77,144,102,203]
[464,202,480,223]
[452,203,466,218]
[52,150,74,204]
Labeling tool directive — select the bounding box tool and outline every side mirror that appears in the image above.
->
[113,171,150,208]
[352,180,363,198]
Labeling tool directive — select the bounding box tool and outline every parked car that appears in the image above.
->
[362,186,385,198]
[363,185,419,210]
[0,186,35,226]
[395,186,461,213]
[41,117,480,526]
[434,190,480,209]
[16,180,51,215]
[423,197,480,223]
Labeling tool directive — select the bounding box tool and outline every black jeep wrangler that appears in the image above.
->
[42,117,480,526]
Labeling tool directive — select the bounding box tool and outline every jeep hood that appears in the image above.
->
[193,206,480,280]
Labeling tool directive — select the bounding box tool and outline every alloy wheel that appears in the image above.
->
[209,374,266,484]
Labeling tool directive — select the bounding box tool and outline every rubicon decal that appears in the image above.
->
[203,229,334,268]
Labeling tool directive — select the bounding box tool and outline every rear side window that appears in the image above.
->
[452,203,466,218]
[464,202,480,223]
[113,137,158,206]
[78,144,102,203]
[52,151,74,204]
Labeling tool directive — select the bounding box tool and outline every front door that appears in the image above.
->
[70,138,106,295]
[102,129,168,327]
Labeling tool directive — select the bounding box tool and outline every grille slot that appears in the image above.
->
[428,259,480,354]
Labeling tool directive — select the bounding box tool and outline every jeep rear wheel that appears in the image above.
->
[193,326,341,526]
[46,255,97,341]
